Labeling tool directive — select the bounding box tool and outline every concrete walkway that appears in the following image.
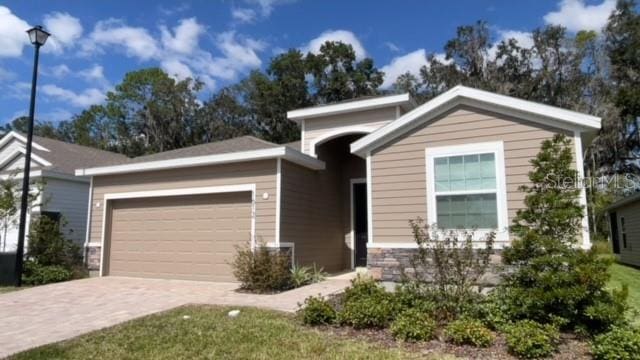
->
[0,274,354,358]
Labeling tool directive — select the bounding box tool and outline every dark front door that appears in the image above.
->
[610,212,620,254]
[353,182,368,267]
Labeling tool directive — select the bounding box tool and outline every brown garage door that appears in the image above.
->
[105,192,252,282]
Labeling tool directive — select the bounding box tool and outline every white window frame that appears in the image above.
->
[425,141,509,243]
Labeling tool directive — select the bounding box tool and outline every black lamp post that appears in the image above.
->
[14,26,50,287]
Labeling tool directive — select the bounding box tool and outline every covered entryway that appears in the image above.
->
[104,191,252,282]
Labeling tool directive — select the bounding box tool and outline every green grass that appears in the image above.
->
[608,262,640,325]
[10,306,418,360]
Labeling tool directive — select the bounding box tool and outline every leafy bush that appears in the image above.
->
[591,326,640,360]
[23,215,84,285]
[391,282,437,317]
[390,309,437,342]
[27,215,82,269]
[290,264,327,288]
[407,219,495,321]
[501,135,628,334]
[466,291,512,331]
[338,276,395,329]
[299,295,336,326]
[22,261,73,285]
[444,318,494,347]
[231,244,292,292]
[504,320,560,359]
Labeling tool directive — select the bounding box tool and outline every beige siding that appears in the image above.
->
[88,160,278,250]
[616,202,640,267]
[280,159,345,272]
[370,105,572,244]
[303,106,397,155]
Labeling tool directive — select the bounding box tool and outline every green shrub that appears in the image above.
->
[290,264,328,288]
[27,215,82,268]
[231,244,292,293]
[444,318,494,347]
[591,326,640,360]
[299,296,336,326]
[22,261,73,285]
[391,282,437,317]
[338,276,394,329]
[504,320,560,359]
[466,291,512,331]
[407,219,495,321]
[390,309,436,342]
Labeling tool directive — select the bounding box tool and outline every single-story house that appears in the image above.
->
[76,85,601,282]
[0,131,127,253]
[607,192,640,267]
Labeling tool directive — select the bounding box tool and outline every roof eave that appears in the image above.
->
[287,93,412,124]
[350,86,602,158]
[75,147,325,177]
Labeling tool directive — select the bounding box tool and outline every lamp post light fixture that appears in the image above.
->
[14,26,50,287]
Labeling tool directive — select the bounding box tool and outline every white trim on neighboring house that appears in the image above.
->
[287,93,412,123]
[308,126,376,157]
[366,153,373,246]
[0,147,52,169]
[350,178,366,269]
[76,147,325,176]
[98,184,257,277]
[0,131,50,152]
[574,131,591,249]
[275,158,282,246]
[83,177,93,262]
[351,85,602,157]
[300,119,306,154]
[0,170,89,183]
[425,141,510,243]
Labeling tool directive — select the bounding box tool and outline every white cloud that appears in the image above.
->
[200,31,266,81]
[40,108,73,122]
[82,19,159,60]
[383,41,401,52]
[160,18,204,55]
[303,29,367,60]
[247,0,295,16]
[0,66,16,81]
[0,6,30,58]
[232,8,257,23]
[380,49,429,88]
[43,12,83,54]
[544,0,616,32]
[41,84,106,108]
[488,30,534,60]
[161,58,194,80]
[43,64,71,78]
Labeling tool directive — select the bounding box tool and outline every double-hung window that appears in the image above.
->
[426,141,508,237]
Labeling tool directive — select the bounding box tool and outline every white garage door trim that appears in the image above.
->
[99,184,257,276]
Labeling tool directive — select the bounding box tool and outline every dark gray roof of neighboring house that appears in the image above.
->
[607,191,640,211]
[30,135,128,175]
[123,136,280,164]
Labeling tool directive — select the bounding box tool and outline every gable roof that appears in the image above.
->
[75,136,324,176]
[0,131,127,178]
[287,93,414,123]
[350,85,602,157]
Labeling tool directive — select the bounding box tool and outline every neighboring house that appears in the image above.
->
[76,85,601,282]
[0,131,127,253]
[607,193,640,267]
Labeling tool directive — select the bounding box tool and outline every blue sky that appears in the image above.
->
[0,0,618,125]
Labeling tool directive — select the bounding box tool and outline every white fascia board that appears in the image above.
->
[0,131,50,152]
[0,147,52,169]
[350,85,602,157]
[76,147,325,176]
[287,93,411,123]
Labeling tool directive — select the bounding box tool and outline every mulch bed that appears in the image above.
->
[313,325,592,359]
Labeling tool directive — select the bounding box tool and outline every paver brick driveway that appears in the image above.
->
[0,275,352,358]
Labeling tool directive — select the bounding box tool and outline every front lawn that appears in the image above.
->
[608,262,640,325]
[10,306,422,360]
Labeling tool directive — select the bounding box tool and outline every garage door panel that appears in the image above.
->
[106,192,251,282]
